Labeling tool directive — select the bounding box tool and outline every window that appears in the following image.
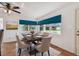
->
[46,26,50,30]
[40,25,43,31]
[19,25,29,31]
[39,23,61,35]
[29,25,36,31]
[19,25,36,31]
[50,23,61,34]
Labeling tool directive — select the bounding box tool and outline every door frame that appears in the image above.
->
[75,8,79,55]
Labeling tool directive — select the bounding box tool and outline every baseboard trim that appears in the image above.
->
[50,43,76,56]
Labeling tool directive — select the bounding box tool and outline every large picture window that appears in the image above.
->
[40,25,43,31]
[19,15,61,34]
[19,25,36,31]
[19,25,29,31]
[39,23,61,34]
[29,25,36,31]
[46,26,50,30]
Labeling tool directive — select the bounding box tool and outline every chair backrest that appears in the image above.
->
[16,35,22,43]
[16,35,24,48]
[26,35,32,40]
[0,30,3,45]
[0,30,4,56]
[42,32,49,37]
[16,35,28,49]
[39,36,52,52]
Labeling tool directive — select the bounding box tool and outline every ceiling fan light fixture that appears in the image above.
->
[8,10,11,14]
[4,9,11,14]
[0,2,21,14]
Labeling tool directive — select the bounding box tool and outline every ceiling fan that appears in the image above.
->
[0,2,21,14]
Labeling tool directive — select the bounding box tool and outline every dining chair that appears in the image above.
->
[0,30,4,56]
[35,36,52,56]
[42,32,49,37]
[16,35,29,56]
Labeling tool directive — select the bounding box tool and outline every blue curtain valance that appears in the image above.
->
[19,20,37,25]
[19,15,61,25]
[38,15,61,25]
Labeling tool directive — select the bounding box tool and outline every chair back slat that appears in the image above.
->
[38,36,52,52]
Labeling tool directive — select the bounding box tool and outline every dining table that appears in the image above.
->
[21,34,42,55]
[22,35,42,44]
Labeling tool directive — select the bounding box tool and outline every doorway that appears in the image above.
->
[75,9,79,55]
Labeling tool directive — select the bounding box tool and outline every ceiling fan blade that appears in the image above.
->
[12,6,20,9]
[0,7,5,8]
[0,2,6,6]
[11,9,21,14]
[0,2,11,9]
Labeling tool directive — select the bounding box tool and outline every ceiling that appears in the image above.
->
[0,2,72,19]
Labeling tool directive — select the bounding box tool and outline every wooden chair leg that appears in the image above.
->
[41,52,43,56]
[18,48,21,56]
[48,50,50,56]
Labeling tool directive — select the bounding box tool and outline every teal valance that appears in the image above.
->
[19,20,37,25]
[19,15,61,25]
[38,15,61,25]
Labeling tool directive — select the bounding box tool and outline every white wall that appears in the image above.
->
[0,11,32,42]
[37,3,79,53]
[0,13,20,42]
